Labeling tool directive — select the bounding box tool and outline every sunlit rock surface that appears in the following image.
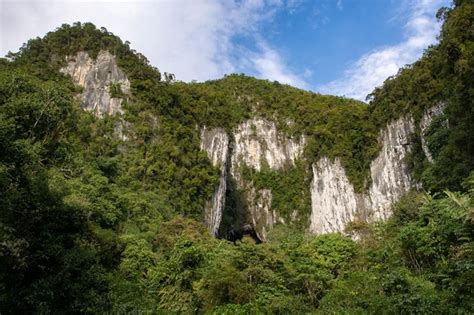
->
[367,116,416,220]
[310,110,441,235]
[200,127,229,236]
[203,108,445,239]
[419,103,446,162]
[201,118,304,239]
[61,50,130,117]
[309,157,364,234]
[231,118,305,173]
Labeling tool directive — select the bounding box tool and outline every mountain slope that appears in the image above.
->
[0,1,473,313]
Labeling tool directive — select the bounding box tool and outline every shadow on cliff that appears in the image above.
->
[218,176,262,244]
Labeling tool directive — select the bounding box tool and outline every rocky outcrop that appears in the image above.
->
[201,118,304,239]
[60,50,130,117]
[203,107,445,239]
[200,127,229,236]
[309,108,443,235]
[367,117,416,220]
[231,119,305,174]
[230,119,304,240]
[310,116,417,234]
[246,188,286,241]
[309,157,364,234]
[419,103,446,162]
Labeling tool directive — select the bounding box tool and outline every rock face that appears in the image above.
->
[201,106,445,239]
[60,50,130,117]
[200,127,230,236]
[309,116,417,234]
[309,107,445,235]
[231,119,305,174]
[367,117,416,220]
[419,103,446,162]
[309,157,364,234]
[202,114,430,238]
[230,119,304,239]
[246,188,285,241]
[200,118,305,239]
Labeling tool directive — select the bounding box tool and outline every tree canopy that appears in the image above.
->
[1,1,473,313]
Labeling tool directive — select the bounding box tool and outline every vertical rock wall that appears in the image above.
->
[309,106,445,235]
[246,188,279,240]
[60,50,130,117]
[200,127,229,236]
[367,117,416,220]
[203,113,435,238]
[419,103,446,162]
[309,157,365,234]
[231,119,305,173]
[201,118,305,239]
[309,116,416,234]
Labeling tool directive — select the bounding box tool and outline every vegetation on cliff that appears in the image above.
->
[0,0,473,313]
[369,0,474,192]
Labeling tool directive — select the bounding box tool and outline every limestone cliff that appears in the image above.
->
[309,107,445,235]
[201,118,304,240]
[230,119,304,240]
[309,116,416,234]
[419,103,446,162]
[309,157,364,234]
[202,106,445,239]
[367,116,417,221]
[60,50,130,117]
[59,50,446,240]
[200,127,229,236]
[231,119,305,176]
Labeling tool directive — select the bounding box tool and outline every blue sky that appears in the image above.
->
[265,0,407,84]
[1,0,451,100]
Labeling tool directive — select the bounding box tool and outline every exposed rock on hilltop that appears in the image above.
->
[61,50,130,116]
[56,45,446,240]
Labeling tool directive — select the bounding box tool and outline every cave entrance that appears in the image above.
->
[224,224,262,244]
[217,175,262,244]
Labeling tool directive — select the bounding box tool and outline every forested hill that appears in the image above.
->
[0,0,473,313]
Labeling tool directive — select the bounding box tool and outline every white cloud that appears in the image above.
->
[318,0,448,101]
[0,0,307,85]
[250,40,309,88]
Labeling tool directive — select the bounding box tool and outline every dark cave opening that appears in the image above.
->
[223,224,262,244]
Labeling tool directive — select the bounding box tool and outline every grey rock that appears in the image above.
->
[200,127,229,236]
[309,107,444,235]
[419,103,446,162]
[200,118,304,239]
[60,50,130,117]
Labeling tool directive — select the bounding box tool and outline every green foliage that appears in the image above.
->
[1,1,474,313]
[241,160,311,226]
[109,82,124,98]
[0,68,113,313]
[318,184,474,314]
[369,1,474,191]
[179,74,379,191]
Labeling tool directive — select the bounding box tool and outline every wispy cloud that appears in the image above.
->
[250,40,310,88]
[3,0,445,97]
[317,0,448,101]
[0,0,307,86]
